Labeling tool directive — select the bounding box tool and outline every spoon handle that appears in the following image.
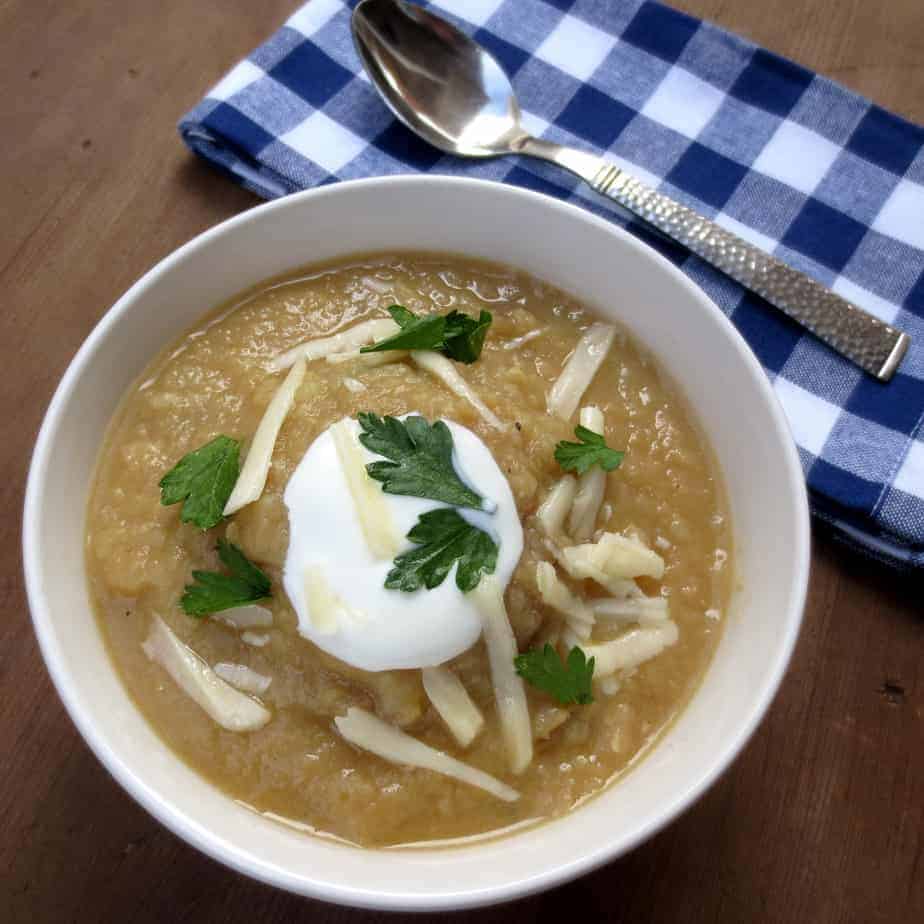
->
[519,139,909,381]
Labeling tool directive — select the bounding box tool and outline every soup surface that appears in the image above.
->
[86,253,732,847]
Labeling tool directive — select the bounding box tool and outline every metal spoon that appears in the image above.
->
[352,0,909,381]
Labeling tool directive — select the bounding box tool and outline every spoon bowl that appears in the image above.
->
[352,0,524,157]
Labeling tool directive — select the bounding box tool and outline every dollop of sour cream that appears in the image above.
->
[283,416,523,672]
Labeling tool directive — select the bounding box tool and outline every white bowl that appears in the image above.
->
[23,176,809,911]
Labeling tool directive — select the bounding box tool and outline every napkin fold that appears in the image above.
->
[180,0,924,568]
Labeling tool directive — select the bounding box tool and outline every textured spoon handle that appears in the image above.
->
[592,163,910,380]
[521,139,910,381]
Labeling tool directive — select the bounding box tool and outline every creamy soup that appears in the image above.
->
[86,253,732,847]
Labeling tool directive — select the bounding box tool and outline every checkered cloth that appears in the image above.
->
[180,0,924,568]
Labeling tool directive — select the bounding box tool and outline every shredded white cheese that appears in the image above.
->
[268,318,400,372]
[342,376,367,394]
[141,616,270,732]
[502,328,546,351]
[213,662,272,695]
[329,418,402,560]
[560,532,665,589]
[592,594,670,625]
[566,621,679,678]
[547,323,616,420]
[302,565,342,634]
[535,475,577,540]
[213,604,273,630]
[422,666,485,748]
[552,542,636,598]
[303,563,366,634]
[359,275,394,296]
[567,406,607,540]
[411,350,506,430]
[335,707,519,802]
[472,576,533,774]
[224,357,305,516]
[241,631,271,647]
[535,561,595,640]
[326,349,409,367]
[533,705,570,740]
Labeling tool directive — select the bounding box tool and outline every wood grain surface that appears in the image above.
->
[2,1,922,921]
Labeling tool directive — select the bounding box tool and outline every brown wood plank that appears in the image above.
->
[2,2,921,922]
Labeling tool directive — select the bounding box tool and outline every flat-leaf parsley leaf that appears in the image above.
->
[159,435,240,530]
[442,309,492,363]
[554,425,624,475]
[360,305,446,354]
[181,540,271,616]
[357,413,484,509]
[385,508,498,593]
[514,644,595,705]
[360,305,492,363]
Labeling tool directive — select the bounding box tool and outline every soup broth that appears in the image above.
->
[86,253,732,847]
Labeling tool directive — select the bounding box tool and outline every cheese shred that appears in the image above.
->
[560,532,665,588]
[326,349,409,367]
[142,616,270,732]
[213,604,273,630]
[535,561,595,641]
[268,318,400,372]
[224,357,305,516]
[547,323,616,420]
[335,707,519,802]
[535,475,577,540]
[303,565,346,634]
[567,406,607,540]
[411,350,506,430]
[330,419,402,560]
[422,666,485,748]
[473,576,533,774]
[213,662,272,695]
[565,621,679,677]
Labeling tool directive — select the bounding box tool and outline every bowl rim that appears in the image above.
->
[23,174,810,910]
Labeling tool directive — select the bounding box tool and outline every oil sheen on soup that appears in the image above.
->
[86,253,732,847]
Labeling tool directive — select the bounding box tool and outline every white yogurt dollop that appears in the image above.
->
[283,416,523,671]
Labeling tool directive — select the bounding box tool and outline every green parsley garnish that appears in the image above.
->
[385,508,498,593]
[361,305,444,353]
[360,305,492,363]
[554,426,625,475]
[441,308,493,363]
[514,644,595,705]
[159,435,240,530]
[181,540,271,616]
[357,413,484,510]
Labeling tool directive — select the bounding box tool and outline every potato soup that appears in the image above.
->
[86,253,732,847]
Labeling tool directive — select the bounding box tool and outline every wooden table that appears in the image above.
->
[2,1,922,921]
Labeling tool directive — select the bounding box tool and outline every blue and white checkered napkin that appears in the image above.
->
[180,0,924,568]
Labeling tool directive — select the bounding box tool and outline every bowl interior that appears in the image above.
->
[24,177,809,911]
